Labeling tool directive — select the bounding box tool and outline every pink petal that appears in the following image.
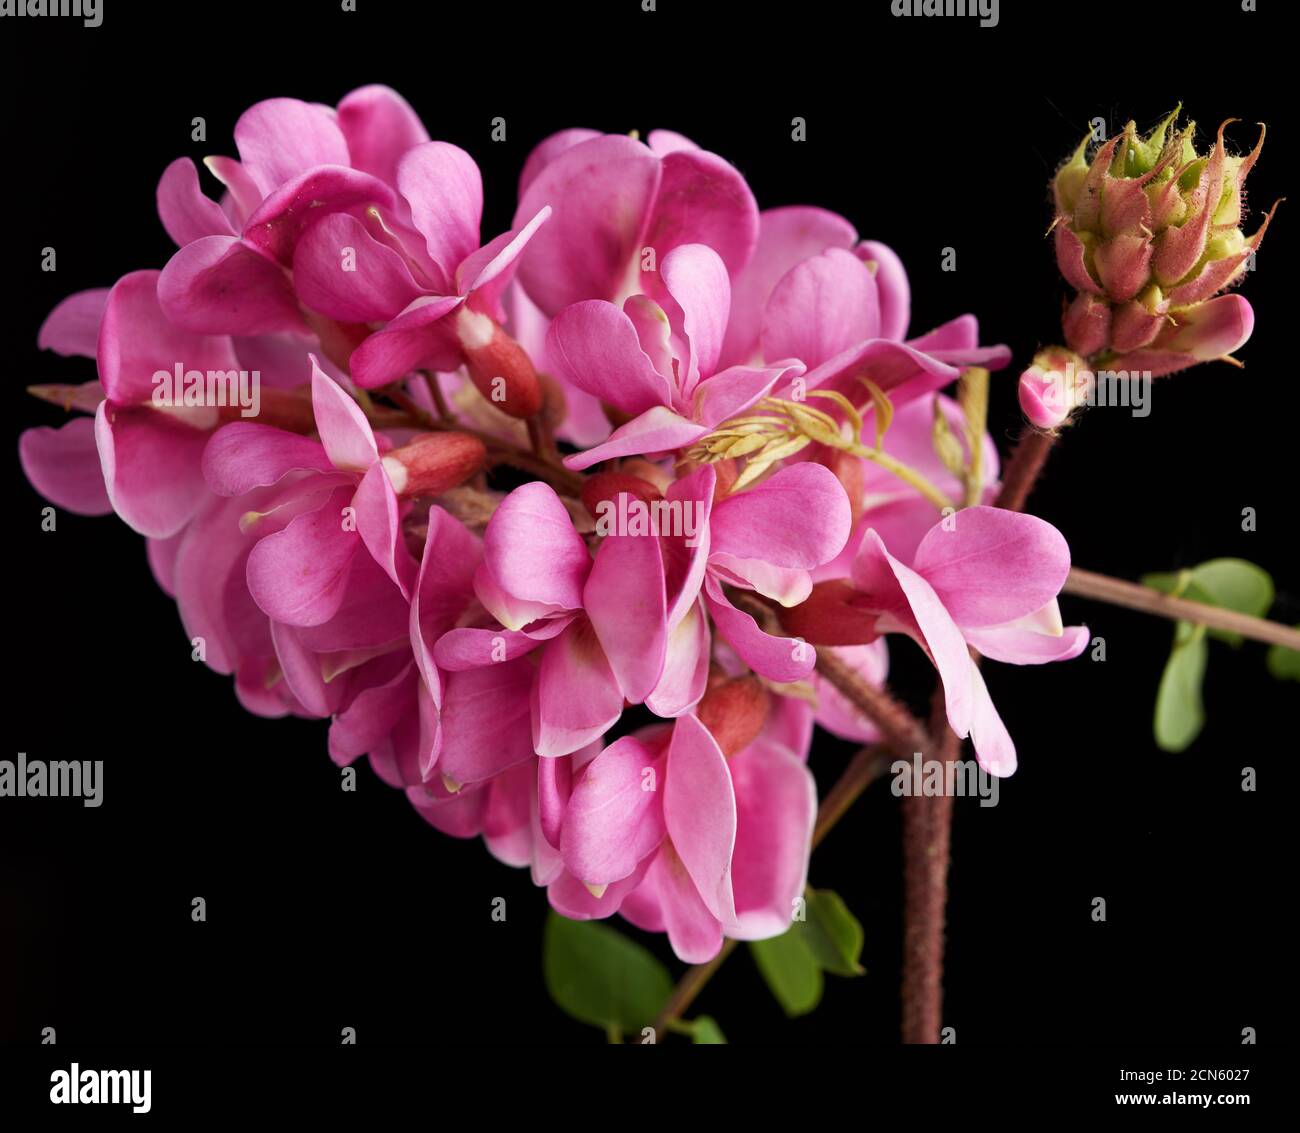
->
[856,239,911,341]
[311,360,378,472]
[727,744,817,940]
[518,127,602,197]
[98,269,241,404]
[245,484,360,626]
[562,406,706,471]
[293,212,423,322]
[480,481,591,620]
[94,402,210,538]
[720,205,858,368]
[437,658,537,787]
[201,422,333,496]
[353,461,417,599]
[704,575,816,683]
[968,663,1017,776]
[810,642,890,742]
[38,287,111,358]
[911,505,1071,629]
[545,300,674,417]
[396,142,484,285]
[328,657,417,765]
[336,84,430,187]
[964,622,1090,665]
[645,599,711,718]
[560,736,666,886]
[158,236,304,336]
[659,242,730,387]
[639,843,725,964]
[347,294,463,388]
[585,517,668,703]
[409,507,481,697]
[710,462,850,569]
[761,247,880,370]
[663,714,737,924]
[531,617,625,757]
[693,363,792,429]
[234,97,351,197]
[19,418,112,515]
[514,134,662,316]
[157,157,236,246]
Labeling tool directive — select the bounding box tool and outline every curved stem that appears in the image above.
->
[1064,567,1300,649]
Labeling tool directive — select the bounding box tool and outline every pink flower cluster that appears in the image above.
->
[20,86,1087,962]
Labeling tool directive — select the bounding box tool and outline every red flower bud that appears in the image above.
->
[381,431,486,499]
[696,675,770,757]
[580,471,662,519]
[456,307,543,419]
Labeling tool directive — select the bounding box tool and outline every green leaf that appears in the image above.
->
[1142,559,1274,648]
[799,889,865,977]
[1153,621,1209,752]
[1267,633,1300,681]
[543,913,672,1034]
[690,1015,728,1044]
[1184,559,1274,646]
[750,931,823,1017]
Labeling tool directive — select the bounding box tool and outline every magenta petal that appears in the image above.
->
[659,242,731,386]
[202,422,332,495]
[336,84,430,187]
[585,521,668,704]
[762,247,879,370]
[517,127,603,197]
[727,744,817,940]
[482,481,591,617]
[433,623,553,672]
[911,505,1071,629]
[646,129,699,156]
[396,141,484,282]
[311,360,378,473]
[94,403,210,538]
[328,658,417,764]
[455,206,552,313]
[643,844,725,963]
[157,157,236,246]
[645,148,759,282]
[857,240,910,341]
[661,464,715,629]
[242,166,396,268]
[204,155,262,229]
[353,462,416,600]
[968,663,1017,776]
[347,294,463,388]
[664,714,737,924]
[19,418,111,515]
[720,205,858,368]
[547,855,651,921]
[801,338,960,411]
[437,658,537,787]
[98,270,241,404]
[293,212,423,322]
[537,754,572,850]
[546,300,674,417]
[851,529,974,737]
[712,462,850,569]
[645,599,710,718]
[39,288,111,358]
[693,363,791,429]
[560,737,666,886]
[514,134,662,316]
[409,507,480,696]
[233,97,351,197]
[159,236,304,336]
[270,620,346,718]
[965,622,1090,665]
[704,574,814,682]
[245,485,360,626]
[562,406,706,471]
[531,618,625,757]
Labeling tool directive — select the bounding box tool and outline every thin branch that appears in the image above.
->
[1065,567,1300,650]
[993,427,1057,511]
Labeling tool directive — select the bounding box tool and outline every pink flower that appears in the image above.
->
[512,128,760,318]
[551,697,816,963]
[790,506,1089,775]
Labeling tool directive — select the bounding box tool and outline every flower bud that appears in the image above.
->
[1017,348,1092,431]
[580,470,662,519]
[696,674,769,757]
[455,306,543,419]
[380,431,486,499]
[1050,109,1276,371]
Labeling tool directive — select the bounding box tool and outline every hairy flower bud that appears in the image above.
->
[580,470,662,519]
[696,674,770,757]
[1017,347,1092,430]
[456,307,544,419]
[380,431,486,499]
[1051,110,1278,375]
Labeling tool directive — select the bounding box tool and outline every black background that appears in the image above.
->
[1,0,1295,1059]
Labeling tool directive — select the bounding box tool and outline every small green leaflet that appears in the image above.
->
[1141,559,1276,752]
[1267,632,1300,682]
[689,1015,727,1044]
[543,913,672,1036]
[749,889,865,1017]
